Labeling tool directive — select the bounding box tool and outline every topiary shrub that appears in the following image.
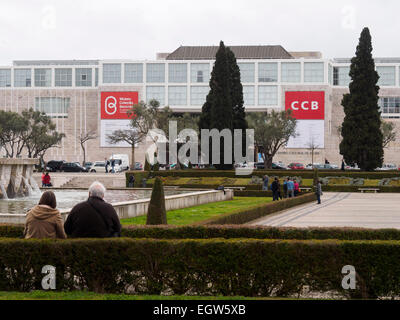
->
[146,177,167,225]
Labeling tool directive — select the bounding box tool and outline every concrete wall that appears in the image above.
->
[0,189,233,225]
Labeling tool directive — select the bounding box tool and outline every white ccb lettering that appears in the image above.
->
[301,101,309,110]
[311,101,319,110]
[291,101,299,110]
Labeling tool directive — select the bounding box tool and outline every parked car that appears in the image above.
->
[377,163,398,171]
[288,163,305,170]
[46,160,65,172]
[133,162,143,170]
[345,164,360,170]
[323,164,339,170]
[272,162,287,170]
[90,161,107,173]
[306,163,324,170]
[60,162,88,172]
[83,162,93,170]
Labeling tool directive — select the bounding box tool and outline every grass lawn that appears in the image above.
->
[120,197,272,226]
[0,291,265,300]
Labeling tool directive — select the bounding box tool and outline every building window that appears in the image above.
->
[146,86,165,106]
[124,63,143,83]
[238,63,255,83]
[258,63,277,82]
[379,97,400,114]
[333,67,351,86]
[14,69,32,87]
[75,68,92,87]
[377,66,395,86]
[55,68,72,87]
[34,97,70,118]
[190,86,209,105]
[95,68,99,86]
[304,62,324,83]
[281,63,301,83]
[169,64,187,83]
[168,86,187,105]
[146,63,165,83]
[190,63,210,83]
[243,86,255,106]
[0,69,11,87]
[258,86,278,106]
[328,65,333,85]
[103,63,121,83]
[34,69,52,87]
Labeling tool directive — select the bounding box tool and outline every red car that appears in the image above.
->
[288,163,305,170]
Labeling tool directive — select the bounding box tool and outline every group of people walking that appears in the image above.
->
[24,181,122,239]
[263,176,323,204]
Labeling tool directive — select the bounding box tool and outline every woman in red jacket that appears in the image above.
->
[43,173,51,187]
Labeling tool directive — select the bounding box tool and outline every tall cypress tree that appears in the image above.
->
[199,41,247,169]
[339,27,383,171]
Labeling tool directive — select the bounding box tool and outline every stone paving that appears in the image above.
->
[250,192,400,229]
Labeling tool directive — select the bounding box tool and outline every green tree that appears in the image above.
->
[199,41,234,170]
[339,28,383,171]
[21,109,65,163]
[381,120,396,148]
[247,110,297,169]
[0,111,27,158]
[146,177,167,225]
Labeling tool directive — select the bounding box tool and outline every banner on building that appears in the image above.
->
[285,91,325,149]
[100,92,138,147]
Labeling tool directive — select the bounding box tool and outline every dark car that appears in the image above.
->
[60,162,88,172]
[46,160,65,172]
[255,162,287,170]
[83,162,93,170]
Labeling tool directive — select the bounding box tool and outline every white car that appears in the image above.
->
[89,161,107,173]
[377,163,398,171]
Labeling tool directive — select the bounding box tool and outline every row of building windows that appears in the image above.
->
[379,97,400,114]
[146,85,278,106]
[331,66,400,87]
[0,68,98,87]
[34,97,70,118]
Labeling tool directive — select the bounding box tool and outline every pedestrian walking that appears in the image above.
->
[287,178,294,198]
[316,180,323,204]
[271,178,279,201]
[262,175,269,191]
[283,179,288,198]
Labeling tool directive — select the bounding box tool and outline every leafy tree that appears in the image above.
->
[146,177,167,225]
[77,130,98,166]
[0,111,27,157]
[247,110,297,169]
[381,121,396,148]
[21,109,65,163]
[339,27,383,171]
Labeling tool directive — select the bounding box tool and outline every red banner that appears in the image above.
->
[101,92,138,120]
[285,91,325,120]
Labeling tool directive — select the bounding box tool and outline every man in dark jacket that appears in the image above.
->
[271,178,279,201]
[64,181,121,238]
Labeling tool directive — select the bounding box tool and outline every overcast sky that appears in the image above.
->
[0,0,398,65]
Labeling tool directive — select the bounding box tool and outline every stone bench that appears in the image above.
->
[300,187,312,192]
[226,187,246,191]
[358,188,380,193]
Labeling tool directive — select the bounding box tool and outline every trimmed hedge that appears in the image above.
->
[0,238,400,298]
[322,185,400,193]
[200,193,316,225]
[6,224,400,241]
[127,170,400,180]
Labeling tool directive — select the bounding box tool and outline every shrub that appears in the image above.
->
[146,177,167,225]
[200,193,316,225]
[0,238,399,298]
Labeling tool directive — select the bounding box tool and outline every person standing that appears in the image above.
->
[271,178,279,201]
[341,160,345,171]
[105,158,109,173]
[43,172,51,187]
[287,178,295,198]
[24,191,67,239]
[111,159,115,173]
[277,179,282,200]
[41,171,46,187]
[262,175,269,191]
[283,179,288,198]
[294,179,300,197]
[128,175,135,188]
[316,180,323,204]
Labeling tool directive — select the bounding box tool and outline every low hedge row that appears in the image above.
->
[322,185,400,192]
[126,170,400,180]
[1,238,400,298]
[5,224,400,241]
[200,193,316,225]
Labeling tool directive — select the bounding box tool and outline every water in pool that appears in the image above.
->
[0,189,188,214]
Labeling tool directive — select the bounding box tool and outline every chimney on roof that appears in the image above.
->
[156,53,170,60]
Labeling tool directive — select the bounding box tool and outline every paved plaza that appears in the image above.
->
[251,192,400,229]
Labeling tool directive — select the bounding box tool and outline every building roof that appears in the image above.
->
[13,60,99,66]
[166,45,293,60]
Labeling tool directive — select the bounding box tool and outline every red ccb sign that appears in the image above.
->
[101,92,138,120]
[285,91,325,120]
